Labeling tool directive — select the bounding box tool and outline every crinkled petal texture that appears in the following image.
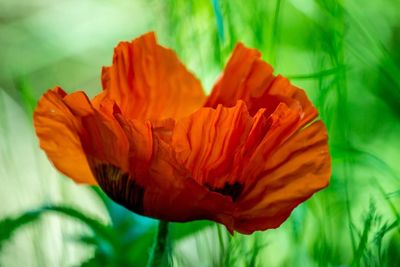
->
[99,32,206,120]
[34,88,97,185]
[34,88,236,228]
[34,32,331,235]
[203,42,331,233]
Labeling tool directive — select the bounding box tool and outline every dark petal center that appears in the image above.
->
[93,164,145,214]
[205,182,244,202]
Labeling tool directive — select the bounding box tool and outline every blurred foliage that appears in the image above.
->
[1,0,400,266]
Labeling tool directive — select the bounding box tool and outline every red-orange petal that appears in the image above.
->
[234,118,331,234]
[205,43,317,127]
[113,116,236,229]
[33,35,331,235]
[101,32,206,121]
[73,96,130,173]
[33,87,96,185]
[172,100,257,190]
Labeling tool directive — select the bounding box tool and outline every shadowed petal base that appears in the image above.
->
[94,163,145,215]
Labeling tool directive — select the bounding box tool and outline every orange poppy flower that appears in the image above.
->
[34,32,331,234]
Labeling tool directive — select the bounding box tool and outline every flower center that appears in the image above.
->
[205,182,244,202]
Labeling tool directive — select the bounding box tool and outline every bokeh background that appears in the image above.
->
[1,0,400,266]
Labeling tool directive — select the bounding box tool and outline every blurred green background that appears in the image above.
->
[1,0,400,266]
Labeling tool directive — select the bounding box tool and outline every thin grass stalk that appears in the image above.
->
[148,220,169,267]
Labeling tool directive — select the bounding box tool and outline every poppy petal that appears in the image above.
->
[71,96,130,173]
[172,101,250,189]
[113,116,236,228]
[33,87,96,185]
[139,138,236,227]
[205,43,317,127]
[234,119,330,234]
[34,35,331,235]
[239,103,302,187]
[171,100,271,205]
[101,32,206,120]
[64,95,140,213]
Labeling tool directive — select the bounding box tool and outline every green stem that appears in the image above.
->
[147,220,169,267]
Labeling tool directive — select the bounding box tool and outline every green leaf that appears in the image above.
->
[0,210,42,250]
[0,205,118,252]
